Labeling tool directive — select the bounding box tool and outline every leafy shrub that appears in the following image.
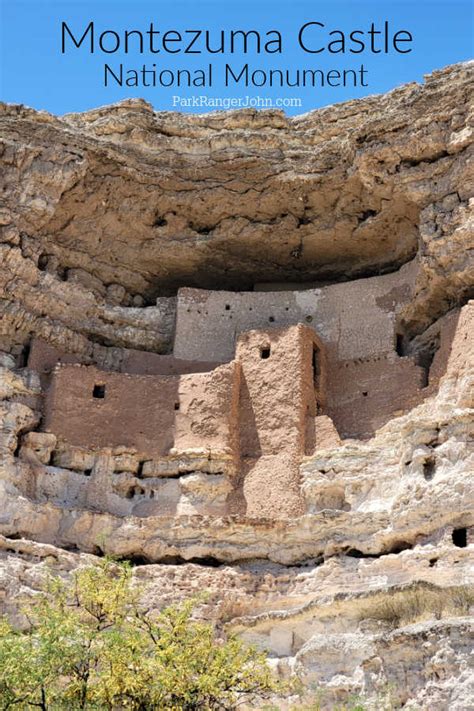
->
[0,559,279,710]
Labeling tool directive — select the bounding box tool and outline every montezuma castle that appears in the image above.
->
[19,260,467,521]
[0,63,473,709]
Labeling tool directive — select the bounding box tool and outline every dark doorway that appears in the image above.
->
[312,345,321,390]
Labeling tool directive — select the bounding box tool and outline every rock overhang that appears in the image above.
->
[1,62,472,325]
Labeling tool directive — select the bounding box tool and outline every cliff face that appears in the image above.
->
[0,62,473,710]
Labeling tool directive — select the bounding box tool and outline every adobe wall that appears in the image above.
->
[43,362,240,461]
[236,324,322,458]
[173,363,241,456]
[319,306,468,439]
[39,325,319,519]
[28,339,86,374]
[119,350,219,375]
[28,339,219,377]
[234,325,319,517]
[27,308,465,520]
[173,261,418,363]
[444,302,474,404]
[325,356,425,440]
[426,309,462,390]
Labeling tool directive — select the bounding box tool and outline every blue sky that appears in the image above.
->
[0,0,472,115]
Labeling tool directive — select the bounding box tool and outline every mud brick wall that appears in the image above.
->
[428,309,462,389]
[173,363,241,456]
[28,339,219,377]
[173,261,417,363]
[326,356,425,439]
[235,325,321,518]
[119,350,218,375]
[444,302,474,408]
[28,339,86,373]
[43,363,240,460]
[235,325,320,458]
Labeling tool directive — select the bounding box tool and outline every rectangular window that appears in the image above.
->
[92,384,106,399]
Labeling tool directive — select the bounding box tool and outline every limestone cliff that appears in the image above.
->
[0,62,473,710]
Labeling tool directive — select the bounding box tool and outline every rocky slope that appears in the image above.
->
[0,62,473,709]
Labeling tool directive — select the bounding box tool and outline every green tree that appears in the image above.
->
[0,560,279,710]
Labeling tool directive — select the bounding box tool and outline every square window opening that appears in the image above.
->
[260,347,271,359]
[93,384,106,399]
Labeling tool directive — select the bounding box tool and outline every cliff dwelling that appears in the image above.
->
[15,257,467,520]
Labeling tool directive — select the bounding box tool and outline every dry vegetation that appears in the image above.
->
[356,584,474,628]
